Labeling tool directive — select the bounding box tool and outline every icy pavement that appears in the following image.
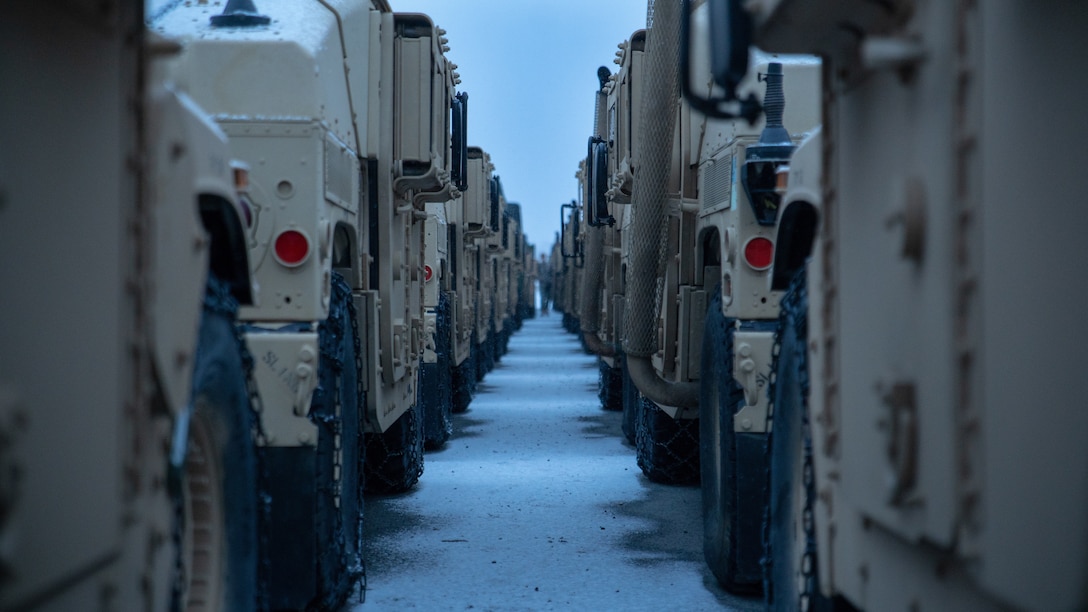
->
[351,315,762,611]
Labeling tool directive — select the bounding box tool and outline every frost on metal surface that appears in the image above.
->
[149,0,362,137]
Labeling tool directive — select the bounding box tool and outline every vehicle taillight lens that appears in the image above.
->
[274,229,310,267]
[743,236,774,271]
[424,265,434,282]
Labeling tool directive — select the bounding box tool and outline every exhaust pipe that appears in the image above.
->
[622,0,699,408]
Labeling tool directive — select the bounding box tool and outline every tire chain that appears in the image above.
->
[761,268,816,611]
[172,275,368,611]
[365,400,423,493]
[312,273,365,609]
[429,291,454,444]
[597,359,623,411]
[636,396,700,485]
[169,274,272,612]
[346,279,367,602]
[232,294,273,612]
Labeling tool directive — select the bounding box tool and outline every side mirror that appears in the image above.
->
[560,200,583,264]
[451,92,468,192]
[507,203,523,258]
[502,206,510,250]
[585,137,614,227]
[489,175,502,234]
[680,0,762,122]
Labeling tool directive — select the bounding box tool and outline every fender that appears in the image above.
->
[771,127,821,291]
[199,191,256,306]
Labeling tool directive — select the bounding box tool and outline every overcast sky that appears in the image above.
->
[394,0,649,255]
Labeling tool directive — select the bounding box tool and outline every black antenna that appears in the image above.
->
[211,0,271,27]
[758,63,790,146]
[740,62,795,226]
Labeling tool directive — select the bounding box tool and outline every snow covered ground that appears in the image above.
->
[349,315,762,611]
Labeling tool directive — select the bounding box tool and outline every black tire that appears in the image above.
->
[598,355,624,412]
[563,312,582,337]
[635,393,700,485]
[258,277,364,610]
[474,327,488,384]
[183,279,258,612]
[364,399,424,494]
[420,359,452,450]
[700,288,763,594]
[484,319,497,373]
[452,355,475,414]
[311,273,365,610]
[453,330,477,414]
[503,318,515,355]
[767,271,844,611]
[496,320,507,360]
[421,292,454,449]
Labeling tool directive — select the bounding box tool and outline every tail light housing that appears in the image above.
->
[273,228,311,268]
[743,236,774,271]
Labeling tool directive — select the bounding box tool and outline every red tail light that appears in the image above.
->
[274,229,310,267]
[743,236,774,271]
[424,265,434,282]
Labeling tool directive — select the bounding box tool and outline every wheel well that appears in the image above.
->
[198,193,253,305]
[331,222,359,288]
[771,200,818,291]
[698,226,722,287]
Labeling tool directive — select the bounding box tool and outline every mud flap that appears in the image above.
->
[262,273,363,611]
[598,355,624,412]
[264,446,317,610]
[452,356,476,413]
[420,360,452,449]
[635,394,701,485]
[421,292,453,448]
[734,432,769,585]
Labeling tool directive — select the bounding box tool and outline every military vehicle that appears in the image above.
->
[468,171,531,375]
[503,202,527,332]
[576,33,647,438]
[453,146,497,407]
[151,1,465,607]
[556,198,585,337]
[513,213,538,328]
[689,0,1088,609]
[497,200,529,351]
[580,45,639,417]
[421,201,454,448]
[1,2,258,610]
[420,90,469,449]
[426,146,531,404]
[522,243,539,323]
[470,153,501,382]
[485,180,515,360]
[573,1,818,594]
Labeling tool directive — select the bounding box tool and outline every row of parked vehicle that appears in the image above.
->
[547,0,1088,611]
[2,1,535,610]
